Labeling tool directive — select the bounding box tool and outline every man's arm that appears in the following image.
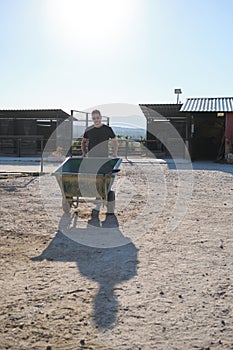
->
[111,137,118,158]
[82,137,88,157]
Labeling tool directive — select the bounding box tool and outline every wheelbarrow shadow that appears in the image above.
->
[32,211,139,330]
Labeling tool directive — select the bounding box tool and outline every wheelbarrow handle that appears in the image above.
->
[105,169,121,176]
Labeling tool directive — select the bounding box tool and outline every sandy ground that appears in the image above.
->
[0,160,233,350]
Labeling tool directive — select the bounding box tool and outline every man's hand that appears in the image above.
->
[81,138,88,157]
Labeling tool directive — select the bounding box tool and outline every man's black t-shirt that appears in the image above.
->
[83,124,116,157]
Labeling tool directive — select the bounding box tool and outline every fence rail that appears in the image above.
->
[71,138,162,159]
[0,135,170,160]
[0,136,45,157]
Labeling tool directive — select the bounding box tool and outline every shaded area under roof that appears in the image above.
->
[0,109,70,119]
[180,97,233,112]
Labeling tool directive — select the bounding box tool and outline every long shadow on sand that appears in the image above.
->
[32,211,139,330]
[0,177,37,190]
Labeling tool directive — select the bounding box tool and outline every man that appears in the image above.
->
[82,110,118,158]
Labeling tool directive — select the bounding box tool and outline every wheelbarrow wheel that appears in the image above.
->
[107,190,115,214]
[62,198,71,213]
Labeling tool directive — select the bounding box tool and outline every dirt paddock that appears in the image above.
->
[0,161,233,350]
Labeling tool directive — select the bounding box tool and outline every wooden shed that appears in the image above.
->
[0,109,72,157]
[139,103,190,158]
[180,97,233,161]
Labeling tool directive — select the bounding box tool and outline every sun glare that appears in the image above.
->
[45,0,141,51]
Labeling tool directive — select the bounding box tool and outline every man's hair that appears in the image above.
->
[91,109,101,116]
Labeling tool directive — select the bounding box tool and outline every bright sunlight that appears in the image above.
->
[45,0,142,52]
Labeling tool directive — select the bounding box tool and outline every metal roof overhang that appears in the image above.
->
[140,103,184,120]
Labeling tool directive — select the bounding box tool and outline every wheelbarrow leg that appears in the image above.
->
[62,195,73,213]
[107,190,115,214]
[62,198,70,213]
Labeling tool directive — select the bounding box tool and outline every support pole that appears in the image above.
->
[40,138,44,174]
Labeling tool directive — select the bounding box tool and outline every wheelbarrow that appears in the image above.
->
[52,157,122,214]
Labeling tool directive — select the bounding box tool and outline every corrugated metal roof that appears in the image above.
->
[180,97,233,112]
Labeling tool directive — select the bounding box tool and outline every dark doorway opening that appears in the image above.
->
[191,115,225,160]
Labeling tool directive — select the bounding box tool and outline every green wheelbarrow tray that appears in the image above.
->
[52,157,122,213]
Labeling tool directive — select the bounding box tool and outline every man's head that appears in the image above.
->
[91,110,102,127]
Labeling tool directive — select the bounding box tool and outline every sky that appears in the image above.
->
[1,0,233,128]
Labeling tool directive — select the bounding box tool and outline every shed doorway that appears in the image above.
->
[192,115,225,160]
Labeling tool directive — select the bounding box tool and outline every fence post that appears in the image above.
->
[40,138,44,174]
[125,139,129,160]
[18,138,21,157]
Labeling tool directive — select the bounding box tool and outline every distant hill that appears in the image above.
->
[73,123,146,140]
[111,126,146,140]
